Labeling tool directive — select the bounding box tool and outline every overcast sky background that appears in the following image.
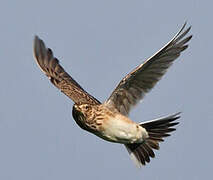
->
[0,0,212,179]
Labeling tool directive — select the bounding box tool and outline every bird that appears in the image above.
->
[33,22,192,167]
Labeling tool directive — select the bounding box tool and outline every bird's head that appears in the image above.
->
[73,103,93,119]
[72,103,99,132]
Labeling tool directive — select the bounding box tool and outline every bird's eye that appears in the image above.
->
[85,105,89,110]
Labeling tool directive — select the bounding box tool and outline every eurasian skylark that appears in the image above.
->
[33,23,192,167]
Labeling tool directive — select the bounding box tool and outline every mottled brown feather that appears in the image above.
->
[33,36,100,105]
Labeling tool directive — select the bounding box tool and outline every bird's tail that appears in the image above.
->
[125,112,180,167]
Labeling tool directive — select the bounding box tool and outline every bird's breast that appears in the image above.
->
[97,114,144,144]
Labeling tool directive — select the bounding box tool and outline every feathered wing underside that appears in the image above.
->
[125,112,180,167]
[105,23,192,116]
[33,36,100,105]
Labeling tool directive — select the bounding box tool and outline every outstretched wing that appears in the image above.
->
[105,23,192,116]
[33,36,100,105]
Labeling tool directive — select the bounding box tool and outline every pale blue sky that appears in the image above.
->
[0,0,212,179]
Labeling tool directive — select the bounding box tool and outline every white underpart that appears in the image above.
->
[101,114,148,144]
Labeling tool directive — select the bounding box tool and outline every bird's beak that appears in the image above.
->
[74,104,79,111]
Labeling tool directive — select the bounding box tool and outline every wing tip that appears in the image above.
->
[33,35,42,51]
[33,35,49,75]
[33,35,44,58]
[34,35,39,42]
[181,21,191,31]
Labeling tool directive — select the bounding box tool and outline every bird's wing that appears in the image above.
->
[33,36,100,105]
[105,23,192,116]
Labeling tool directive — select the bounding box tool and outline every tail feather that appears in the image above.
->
[125,112,180,167]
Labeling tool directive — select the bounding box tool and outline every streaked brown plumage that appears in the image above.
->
[33,23,192,167]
